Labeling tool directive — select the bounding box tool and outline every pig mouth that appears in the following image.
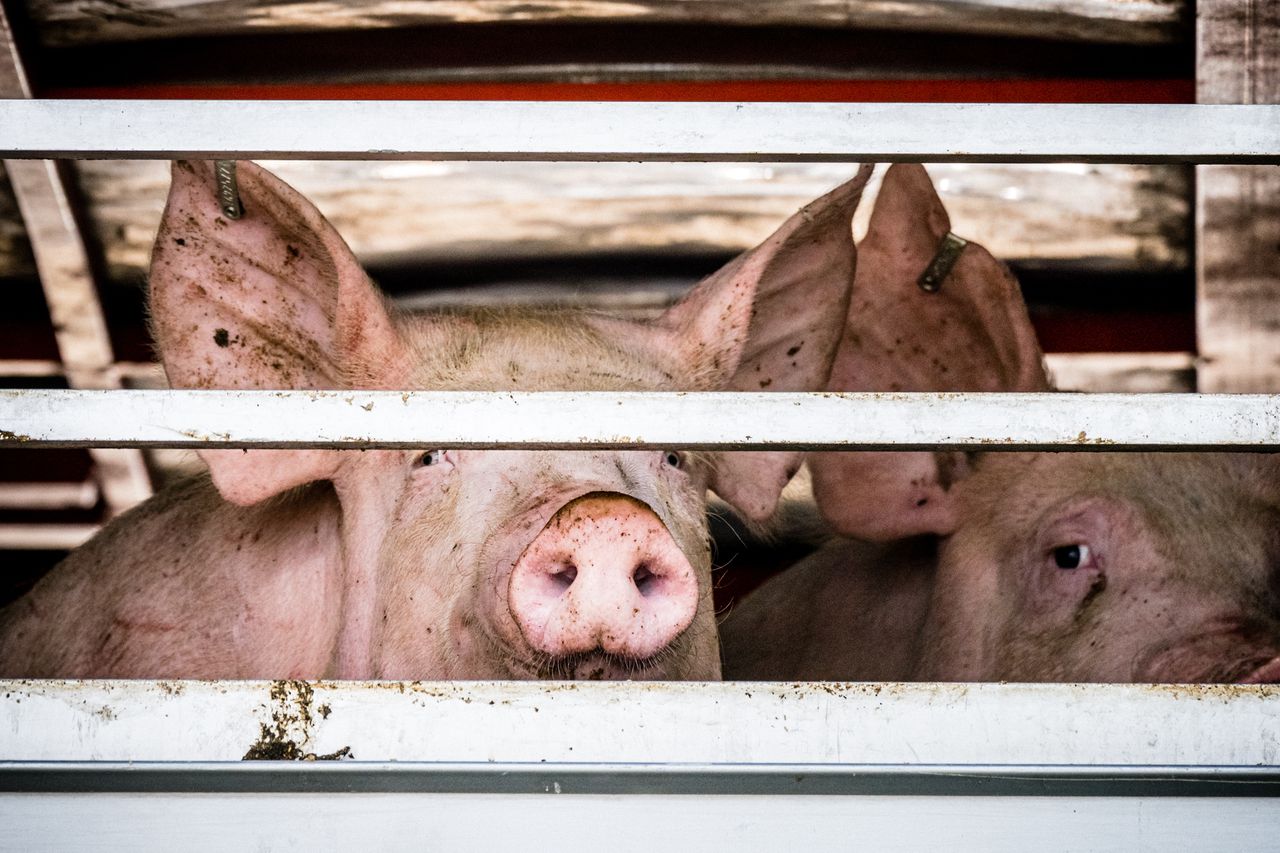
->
[517,649,672,681]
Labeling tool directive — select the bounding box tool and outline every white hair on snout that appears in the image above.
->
[394,307,689,393]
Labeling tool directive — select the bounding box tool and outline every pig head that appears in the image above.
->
[0,160,871,680]
[908,451,1280,683]
[728,164,1280,685]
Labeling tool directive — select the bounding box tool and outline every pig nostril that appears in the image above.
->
[550,564,577,592]
[633,563,658,596]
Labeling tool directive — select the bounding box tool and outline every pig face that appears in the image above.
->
[811,164,1280,685]
[916,453,1280,683]
[149,160,871,679]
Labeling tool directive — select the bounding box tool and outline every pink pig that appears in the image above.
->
[724,164,1280,685]
[1,160,873,680]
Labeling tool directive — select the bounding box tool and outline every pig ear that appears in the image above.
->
[810,163,1050,540]
[660,165,873,521]
[149,160,410,505]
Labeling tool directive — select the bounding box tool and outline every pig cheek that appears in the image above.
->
[371,486,467,675]
[920,537,1006,679]
[654,477,714,588]
[638,472,721,676]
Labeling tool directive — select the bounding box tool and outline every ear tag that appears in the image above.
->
[214,160,244,220]
[917,232,968,293]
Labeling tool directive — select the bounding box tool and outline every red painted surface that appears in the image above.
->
[49,78,1193,103]
[1031,311,1194,353]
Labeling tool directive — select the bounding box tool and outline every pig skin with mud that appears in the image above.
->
[0,160,873,680]
[722,164,1280,686]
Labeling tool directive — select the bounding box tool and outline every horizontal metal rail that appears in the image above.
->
[3,680,1276,765]
[4,389,1280,450]
[1,101,1277,163]
[7,762,1278,797]
[3,682,1276,848]
[1,787,1273,850]
[2,681,1277,845]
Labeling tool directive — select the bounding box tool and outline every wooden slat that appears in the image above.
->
[0,161,1188,282]
[1045,352,1195,393]
[0,480,97,510]
[1196,0,1280,392]
[24,0,1189,47]
[0,4,153,514]
[0,523,97,549]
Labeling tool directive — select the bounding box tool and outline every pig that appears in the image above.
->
[722,164,1280,685]
[1,159,873,680]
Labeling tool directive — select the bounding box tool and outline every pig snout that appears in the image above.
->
[508,493,698,661]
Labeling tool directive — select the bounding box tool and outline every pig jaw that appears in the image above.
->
[1240,655,1280,683]
[1130,618,1280,683]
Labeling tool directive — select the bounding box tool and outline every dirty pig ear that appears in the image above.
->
[810,163,1050,540]
[661,165,873,521]
[149,160,410,505]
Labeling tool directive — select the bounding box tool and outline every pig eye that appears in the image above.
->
[418,449,446,467]
[663,451,683,469]
[1053,543,1091,570]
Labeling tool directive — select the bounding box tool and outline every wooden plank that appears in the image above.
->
[1045,352,1195,393]
[0,523,98,549]
[0,164,31,279]
[1197,0,1279,104]
[1,4,153,514]
[1195,0,1280,392]
[24,0,1188,47]
[0,161,1186,283]
[0,481,98,510]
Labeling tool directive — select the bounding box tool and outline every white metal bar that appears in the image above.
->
[4,792,1275,852]
[0,101,1277,163]
[3,681,1275,765]
[4,681,1276,850]
[2,389,1280,450]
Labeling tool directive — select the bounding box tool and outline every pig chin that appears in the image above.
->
[508,646,691,681]
[1129,625,1280,683]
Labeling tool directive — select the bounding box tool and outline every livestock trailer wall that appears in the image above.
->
[0,0,1277,848]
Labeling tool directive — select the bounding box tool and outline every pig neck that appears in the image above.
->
[811,536,937,680]
[723,536,936,681]
[329,476,393,678]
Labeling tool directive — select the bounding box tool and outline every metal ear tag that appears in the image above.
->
[214,160,244,220]
[917,232,968,293]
